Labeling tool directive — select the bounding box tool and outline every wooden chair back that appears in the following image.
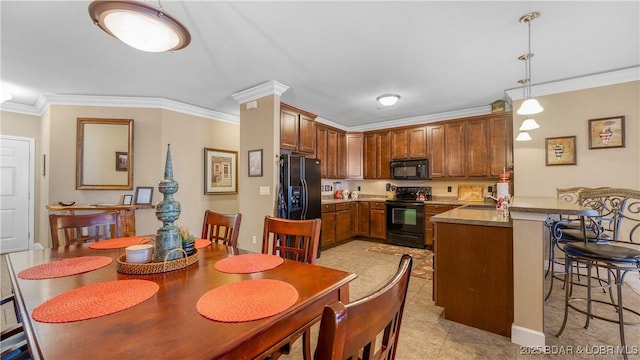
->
[200,210,242,247]
[49,212,120,248]
[315,254,413,360]
[261,216,321,265]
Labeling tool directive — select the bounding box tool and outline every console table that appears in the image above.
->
[46,204,153,237]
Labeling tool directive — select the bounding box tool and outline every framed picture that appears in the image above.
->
[204,148,238,195]
[115,152,128,171]
[134,186,154,205]
[248,149,263,177]
[588,116,625,149]
[122,194,133,205]
[545,136,577,166]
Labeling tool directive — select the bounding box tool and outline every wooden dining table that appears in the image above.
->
[6,243,356,359]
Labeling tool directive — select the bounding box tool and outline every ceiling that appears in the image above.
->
[1,1,638,130]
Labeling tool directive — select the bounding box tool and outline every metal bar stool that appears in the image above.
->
[556,188,640,360]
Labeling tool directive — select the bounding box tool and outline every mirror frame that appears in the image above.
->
[76,118,134,190]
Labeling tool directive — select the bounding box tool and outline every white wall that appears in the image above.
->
[513,81,639,197]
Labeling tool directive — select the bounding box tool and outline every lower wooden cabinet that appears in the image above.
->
[335,203,351,242]
[369,202,386,240]
[424,204,459,248]
[321,204,336,248]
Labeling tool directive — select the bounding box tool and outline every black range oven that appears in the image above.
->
[386,187,432,249]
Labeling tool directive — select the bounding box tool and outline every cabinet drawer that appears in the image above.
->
[370,202,386,210]
[424,204,457,213]
[322,204,336,213]
[335,202,350,211]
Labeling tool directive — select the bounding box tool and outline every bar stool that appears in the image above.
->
[556,188,640,360]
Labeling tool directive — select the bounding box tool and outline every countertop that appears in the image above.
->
[321,196,491,206]
[431,205,512,228]
[509,196,598,216]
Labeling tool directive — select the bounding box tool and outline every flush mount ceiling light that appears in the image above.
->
[515,131,532,142]
[377,94,400,107]
[88,0,191,52]
[516,12,543,116]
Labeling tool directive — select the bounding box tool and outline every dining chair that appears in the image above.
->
[49,211,120,248]
[1,294,29,360]
[314,254,413,360]
[261,216,321,265]
[200,210,242,247]
[556,188,640,360]
[261,215,321,360]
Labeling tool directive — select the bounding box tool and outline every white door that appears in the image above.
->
[0,136,34,253]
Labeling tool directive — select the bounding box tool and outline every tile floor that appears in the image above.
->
[2,240,639,359]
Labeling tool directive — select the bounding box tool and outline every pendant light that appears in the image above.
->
[516,12,543,115]
[515,131,532,141]
[516,79,540,131]
[89,0,191,52]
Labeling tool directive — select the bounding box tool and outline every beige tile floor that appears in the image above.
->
[2,240,639,359]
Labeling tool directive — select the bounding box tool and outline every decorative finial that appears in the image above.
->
[164,144,173,180]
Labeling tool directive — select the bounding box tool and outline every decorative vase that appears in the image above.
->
[182,241,196,256]
[154,144,183,262]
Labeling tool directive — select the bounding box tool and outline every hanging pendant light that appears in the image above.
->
[515,131,532,141]
[89,0,191,52]
[519,117,540,131]
[516,12,543,116]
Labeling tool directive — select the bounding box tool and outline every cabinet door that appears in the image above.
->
[316,126,328,178]
[335,209,351,242]
[408,126,427,158]
[488,114,513,177]
[298,114,316,154]
[337,132,347,179]
[363,133,377,179]
[377,131,391,178]
[280,107,299,151]
[445,122,466,177]
[466,119,488,177]
[350,203,359,238]
[369,202,386,240]
[427,124,446,178]
[327,129,338,178]
[321,212,336,248]
[346,133,363,179]
[391,129,408,159]
[357,202,370,236]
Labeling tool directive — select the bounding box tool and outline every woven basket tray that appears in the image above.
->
[117,249,199,275]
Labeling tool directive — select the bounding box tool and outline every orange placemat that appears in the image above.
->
[18,256,113,280]
[214,254,284,274]
[195,239,211,249]
[196,279,298,322]
[32,280,159,323]
[88,237,152,249]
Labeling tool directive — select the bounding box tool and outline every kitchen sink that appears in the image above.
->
[461,204,497,210]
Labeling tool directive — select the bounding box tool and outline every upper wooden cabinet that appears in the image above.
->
[466,118,488,177]
[280,103,316,154]
[363,130,390,179]
[345,133,363,179]
[445,121,466,177]
[391,126,427,160]
[487,113,513,177]
[316,123,351,179]
[337,132,347,178]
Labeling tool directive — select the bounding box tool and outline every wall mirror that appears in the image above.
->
[76,118,134,190]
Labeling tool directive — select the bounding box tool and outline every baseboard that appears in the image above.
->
[511,324,545,347]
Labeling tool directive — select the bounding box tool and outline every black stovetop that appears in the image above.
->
[390,186,432,202]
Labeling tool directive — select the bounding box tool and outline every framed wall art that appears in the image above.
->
[122,194,133,205]
[588,116,625,149]
[134,186,154,205]
[116,152,128,171]
[545,136,577,166]
[248,149,263,177]
[204,148,238,194]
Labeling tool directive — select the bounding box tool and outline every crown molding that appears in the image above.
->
[231,80,289,104]
[1,94,239,124]
[505,66,639,102]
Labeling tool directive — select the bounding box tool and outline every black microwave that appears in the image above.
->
[390,159,429,180]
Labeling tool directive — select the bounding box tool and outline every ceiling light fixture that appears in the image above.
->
[377,94,400,107]
[516,11,543,116]
[88,0,191,52]
[515,131,532,142]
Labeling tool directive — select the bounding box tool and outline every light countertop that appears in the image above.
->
[431,205,512,228]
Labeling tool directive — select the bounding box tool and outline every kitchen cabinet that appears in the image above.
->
[280,103,316,154]
[327,128,338,178]
[351,201,369,237]
[369,202,386,240]
[316,126,328,177]
[335,203,351,242]
[363,130,391,179]
[391,126,427,160]
[321,204,336,248]
[424,204,459,248]
[337,132,347,178]
[488,113,513,177]
[345,133,363,179]
[426,124,446,178]
[465,118,488,177]
[445,121,466,177]
[316,124,346,179]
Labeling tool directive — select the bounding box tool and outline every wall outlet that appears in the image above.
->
[251,235,257,244]
[447,186,452,192]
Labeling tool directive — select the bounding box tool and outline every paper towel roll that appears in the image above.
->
[497,182,510,198]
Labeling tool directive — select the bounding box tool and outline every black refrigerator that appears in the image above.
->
[278,154,322,256]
